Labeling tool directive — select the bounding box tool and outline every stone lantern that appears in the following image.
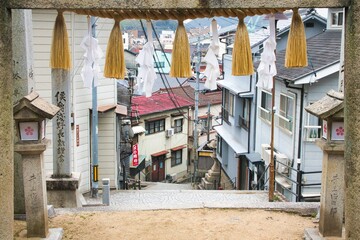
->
[13,92,60,238]
[304,90,344,238]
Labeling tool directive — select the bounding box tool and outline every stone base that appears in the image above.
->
[46,172,82,208]
[304,228,345,240]
[14,205,56,220]
[17,228,63,240]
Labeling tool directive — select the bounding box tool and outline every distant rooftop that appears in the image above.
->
[156,85,222,108]
[275,29,341,81]
[132,92,193,116]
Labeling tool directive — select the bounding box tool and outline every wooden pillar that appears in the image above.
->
[0,5,13,239]
[344,3,360,239]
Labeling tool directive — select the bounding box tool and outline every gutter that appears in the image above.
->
[283,80,305,162]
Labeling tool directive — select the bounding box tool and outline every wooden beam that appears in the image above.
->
[6,0,350,10]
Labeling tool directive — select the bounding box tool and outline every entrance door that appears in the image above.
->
[152,155,165,182]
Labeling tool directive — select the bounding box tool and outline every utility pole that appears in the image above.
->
[193,36,201,183]
[91,16,99,198]
[206,103,211,142]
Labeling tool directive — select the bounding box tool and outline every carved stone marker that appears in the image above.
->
[13,92,59,237]
[305,90,344,238]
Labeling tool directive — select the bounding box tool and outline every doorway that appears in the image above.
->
[152,155,165,182]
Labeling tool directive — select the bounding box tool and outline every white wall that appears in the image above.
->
[32,10,118,192]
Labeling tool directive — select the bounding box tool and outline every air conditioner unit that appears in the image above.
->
[263,149,271,165]
[276,153,289,174]
[166,128,174,137]
[261,144,271,160]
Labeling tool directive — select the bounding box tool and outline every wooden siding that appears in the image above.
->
[32,10,118,192]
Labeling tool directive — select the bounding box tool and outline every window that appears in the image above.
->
[145,119,165,134]
[240,98,250,129]
[155,61,165,68]
[304,104,322,141]
[223,89,234,123]
[174,118,183,133]
[278,93,294,132]
[171,149,182,167]
[216,135,222,157]
[259,91,272,123]
[331,11,343,26]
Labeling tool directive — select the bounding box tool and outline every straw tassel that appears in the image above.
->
[285,9,308,68]
[50,10,72,70]
[104,16,126,79]
[170,19,192,78]
[232,17,253,76]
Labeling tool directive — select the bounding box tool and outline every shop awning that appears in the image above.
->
[132,125,146,134]
[129,154,146,177]
[171,145,186,151]
[151,150,169,157]
[92,104,127,115]
[214,125,247,154]
[217,79,252,96]
[244,152,263,164]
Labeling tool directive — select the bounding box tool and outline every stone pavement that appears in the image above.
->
[55,183,319,215]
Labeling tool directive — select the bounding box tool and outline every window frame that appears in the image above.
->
[258,90,272,123]
[240,98,250,130]
[173,118,183,133]
[277,93,295,133]
[216,135,222,158]
[171,149,183,167]
[223,89,234,124]
[145,119,165,135]
[331,11,344,27]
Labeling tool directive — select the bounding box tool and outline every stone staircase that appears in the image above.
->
[198,160,220,190]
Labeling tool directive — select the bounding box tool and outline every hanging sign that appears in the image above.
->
[132,144,139,166]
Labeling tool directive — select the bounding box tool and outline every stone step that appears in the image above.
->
[201,178,215,190]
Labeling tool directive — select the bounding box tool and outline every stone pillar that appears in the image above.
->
[316,141,344,237]
[14,143,49,238]
[345,3,360,239]
[0,6,13,240]
[52,69,71,177]
[12,9,35,215]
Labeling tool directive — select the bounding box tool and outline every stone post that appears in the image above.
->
[12,9,35,215]
[345,3,360,239]
[0,6,13,240]
[316,141,344,237]
[14,143,49,238]
[52,69,71,177]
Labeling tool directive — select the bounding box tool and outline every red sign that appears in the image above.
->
[132,144,139,166]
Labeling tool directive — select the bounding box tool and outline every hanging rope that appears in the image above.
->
[50,10,72,69]
[170,19,192,78]
[232,16,254,76]
[285,8,308,68]
[104,15,126,79]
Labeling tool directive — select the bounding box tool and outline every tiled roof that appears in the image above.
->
[132,92,193,116]
[156,85,222,107]
[275,30,341,81]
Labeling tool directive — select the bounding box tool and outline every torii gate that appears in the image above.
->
[1,0,359,239]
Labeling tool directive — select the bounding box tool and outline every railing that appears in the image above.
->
[276,159,321,202]
[303,125,322,141]
[276,114,292,133]
[253,164,270,190]
[258,106,271,123]
[253,159,322,202]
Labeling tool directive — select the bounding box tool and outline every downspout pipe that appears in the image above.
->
[283,79,304,161]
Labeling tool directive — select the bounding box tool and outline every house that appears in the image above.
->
[131,92,193,182]
[32,10,126,192]
[215,9,328,191]
[255,9,342,201]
